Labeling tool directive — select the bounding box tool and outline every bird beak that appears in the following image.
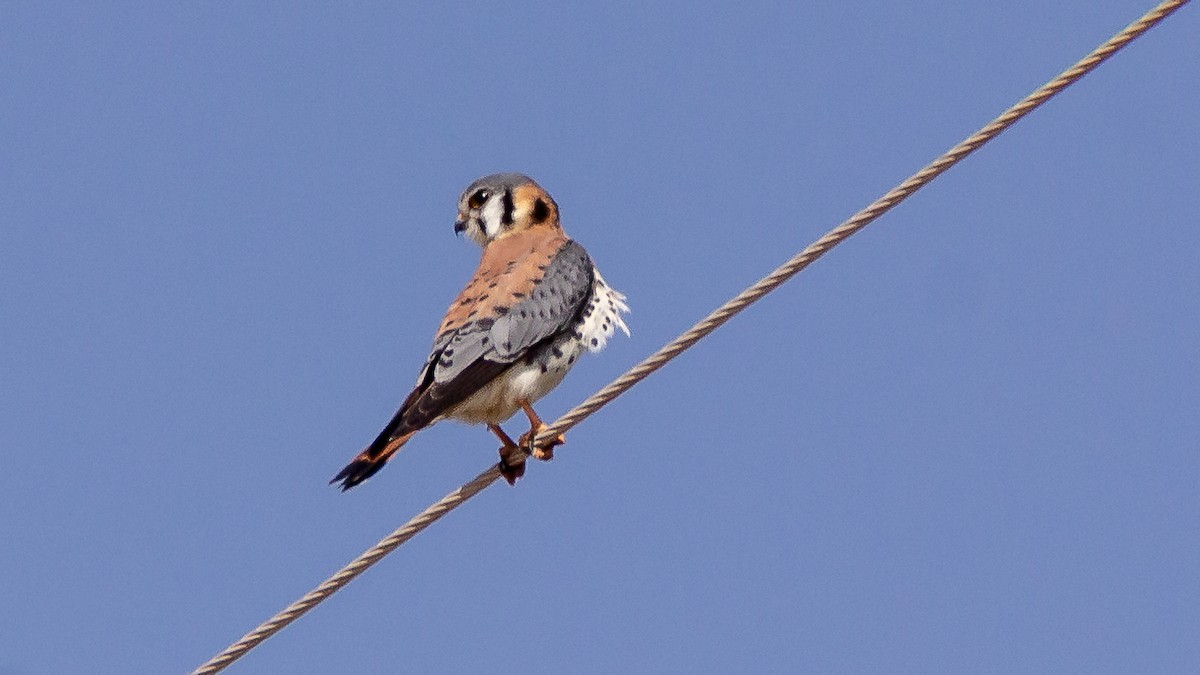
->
[454,213,467,235]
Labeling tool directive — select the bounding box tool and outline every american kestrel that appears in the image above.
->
[332,173,629,489]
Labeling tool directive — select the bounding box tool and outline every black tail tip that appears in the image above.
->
[330,457,386,491]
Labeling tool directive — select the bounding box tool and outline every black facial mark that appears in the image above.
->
[501,190,515,226]
[531,198,550,223]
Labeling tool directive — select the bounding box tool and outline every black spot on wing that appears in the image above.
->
[429,317,496,385]
[400,240,594,429]
[490,240,594,360]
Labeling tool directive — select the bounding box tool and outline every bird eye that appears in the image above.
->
[467,189,490,209]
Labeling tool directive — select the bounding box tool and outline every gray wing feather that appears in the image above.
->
[430,241,593,384]
[491,242,593,359]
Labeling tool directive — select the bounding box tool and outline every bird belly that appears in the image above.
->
[444,343,578,425]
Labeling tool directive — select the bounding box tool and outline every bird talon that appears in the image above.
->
[498,450,526,485]
[520,425,565,462]
[490,423,526,485]
[515,399,564,463]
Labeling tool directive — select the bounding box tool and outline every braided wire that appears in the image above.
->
[192,2,1188,672]
[540,0,1190,442]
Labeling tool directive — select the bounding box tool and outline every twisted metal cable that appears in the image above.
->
[192,2,1188,672]
[539,0,1190,444]
[192,467,503,675]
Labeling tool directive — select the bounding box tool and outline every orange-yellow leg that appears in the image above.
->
[488,424,525,485]
[516,399,566,462]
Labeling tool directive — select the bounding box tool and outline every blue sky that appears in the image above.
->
[2,2,1197,673]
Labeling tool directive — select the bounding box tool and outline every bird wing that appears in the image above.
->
[362,232,594,460]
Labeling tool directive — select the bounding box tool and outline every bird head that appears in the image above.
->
[454,173,561,246]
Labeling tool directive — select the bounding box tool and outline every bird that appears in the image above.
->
[332,173,630,490]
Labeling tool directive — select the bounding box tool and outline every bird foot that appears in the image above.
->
[489,423,526,486]
[520,424,565,462]
[498,447,526,486]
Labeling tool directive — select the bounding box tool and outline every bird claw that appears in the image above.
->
[520,424,565,462]
[489,413,562,485]
[498,447,526,485]
[489,423,526,486]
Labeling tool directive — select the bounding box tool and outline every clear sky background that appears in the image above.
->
[2,2,1197,673]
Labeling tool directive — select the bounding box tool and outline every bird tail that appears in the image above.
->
[330,430,417,491]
